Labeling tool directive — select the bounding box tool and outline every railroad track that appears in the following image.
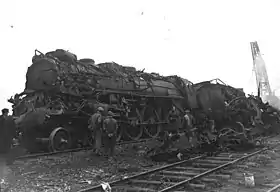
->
[78,140,280,192]
[265,183,280,192]
[15,138,153,160]
[15,133,274,160]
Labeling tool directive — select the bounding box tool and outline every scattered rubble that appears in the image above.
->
[1,140,165,192]
[211,135,280,192]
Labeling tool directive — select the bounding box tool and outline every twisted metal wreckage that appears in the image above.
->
[8,49,280,153]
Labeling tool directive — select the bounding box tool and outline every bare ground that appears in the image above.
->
[1,140,165,192]
[3,136,280,192]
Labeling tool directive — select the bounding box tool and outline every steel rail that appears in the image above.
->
[77,155,205,192]
[159,141,280,192]
[159,146,271,192]
[266,183,280,192]
[16,138,152,160]
[77,138,280,192]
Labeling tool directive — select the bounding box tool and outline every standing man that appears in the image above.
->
[0,108,9,122]
[103,111,118,158]
[182,109,194,144]
[88,107,104,155]
[0,108,16,157]
[0,108,17,190]
[168,105,179,133]
[183,110,193,131]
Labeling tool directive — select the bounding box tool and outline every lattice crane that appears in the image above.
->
[250,41,272,102]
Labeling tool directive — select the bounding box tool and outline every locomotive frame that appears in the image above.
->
[11,89,189,152]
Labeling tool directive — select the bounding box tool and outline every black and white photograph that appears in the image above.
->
[1,0,280,191]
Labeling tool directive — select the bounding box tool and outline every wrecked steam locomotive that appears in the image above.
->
[8,49,278,153]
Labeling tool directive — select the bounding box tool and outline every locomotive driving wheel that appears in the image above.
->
[49,127,72,152]
[143,107,162,138]
[124,108,143,140]
[116,122,124,142]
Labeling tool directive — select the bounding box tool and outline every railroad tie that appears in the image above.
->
[77,138,280,192]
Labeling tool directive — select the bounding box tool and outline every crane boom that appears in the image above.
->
[250,41,272,101]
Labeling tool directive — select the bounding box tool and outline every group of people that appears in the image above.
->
[169,106,195,139]
[87,104,219,159]
[88,107,118,158]
[169,106,219,145]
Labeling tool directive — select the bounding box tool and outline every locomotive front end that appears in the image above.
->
[25,50,62,92]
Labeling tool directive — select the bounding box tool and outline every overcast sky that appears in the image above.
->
[0,0,280,110]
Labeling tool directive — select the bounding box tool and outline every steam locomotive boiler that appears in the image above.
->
[9,49,194,152]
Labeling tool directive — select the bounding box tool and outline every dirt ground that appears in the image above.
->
[0,140,165,192]
[212,135,280,192]
[2,136,280,192]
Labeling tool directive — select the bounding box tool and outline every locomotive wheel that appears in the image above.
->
[124,123,143,141]
[49,127,72,152]
[124,108,144,140]
[143,107,162,138]
[144,116,162,138]
[116,123,124,142]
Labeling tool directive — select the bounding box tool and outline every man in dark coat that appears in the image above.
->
[0,108,17,165]
[0,109,12,154]
[102,111,118,158]
[88,107,104,155]
[0,108,17,191]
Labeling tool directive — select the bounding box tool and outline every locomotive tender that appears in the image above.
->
[9,49,258,153]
